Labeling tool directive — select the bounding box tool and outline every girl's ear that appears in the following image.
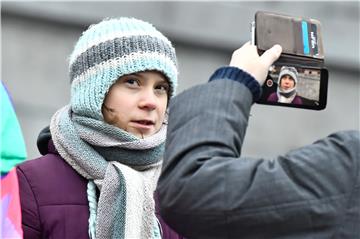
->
[163,109,169,125]
[102,104,117,125]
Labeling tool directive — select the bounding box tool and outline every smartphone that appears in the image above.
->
[251,11,328,110]
[257,64,328,110]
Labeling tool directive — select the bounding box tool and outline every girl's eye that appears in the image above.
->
[155,84,169,95]
[124,78,140,87]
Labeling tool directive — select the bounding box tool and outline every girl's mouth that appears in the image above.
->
[134,120,154,125]
[130,120,155,130]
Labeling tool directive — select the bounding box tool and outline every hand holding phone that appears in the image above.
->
[230,42,282,85]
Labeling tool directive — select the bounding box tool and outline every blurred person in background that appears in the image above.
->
[1,81,27,239]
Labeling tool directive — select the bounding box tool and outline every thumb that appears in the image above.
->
[260,44,282,67]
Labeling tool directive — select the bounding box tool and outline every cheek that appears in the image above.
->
[157,98,168,122]
[105,90,132,110]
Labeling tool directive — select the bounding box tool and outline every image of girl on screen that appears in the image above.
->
[267,66,303,105]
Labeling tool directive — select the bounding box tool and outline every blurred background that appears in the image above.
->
[2,1,359,160]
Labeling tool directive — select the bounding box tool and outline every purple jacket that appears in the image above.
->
[267,92,303,105]
[17,135,184,239]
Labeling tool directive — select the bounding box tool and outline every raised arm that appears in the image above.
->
[157,43,360,238]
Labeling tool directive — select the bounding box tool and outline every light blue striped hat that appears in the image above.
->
[69,17,178,119]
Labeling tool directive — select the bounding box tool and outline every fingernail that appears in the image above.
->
[274,44,282,54]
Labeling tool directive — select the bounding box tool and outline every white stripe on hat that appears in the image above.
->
[69,30,172,65]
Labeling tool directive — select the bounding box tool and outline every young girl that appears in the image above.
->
[17,17,183,239]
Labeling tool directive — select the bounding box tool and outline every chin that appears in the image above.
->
[129,131,152,139]
[130,132,143,139]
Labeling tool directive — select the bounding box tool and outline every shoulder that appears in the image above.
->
[17,154,62,191]
[293,95,303,104]
[17,154,80,185]
[17,153,64,174]
[17,154,90,238]
[17,153,88,205]
[326,130,360,154]
[267,92,277,101]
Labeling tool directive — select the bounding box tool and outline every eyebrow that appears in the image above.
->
[131,73,168,83]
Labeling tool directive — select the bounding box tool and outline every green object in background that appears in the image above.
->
[0,81,27,175]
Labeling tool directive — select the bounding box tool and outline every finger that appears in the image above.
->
[260,44,282,67]
[232,41,253,58]
[240,41,255,51]
[242,41,251,47]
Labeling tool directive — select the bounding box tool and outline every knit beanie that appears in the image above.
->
[278,66,298,86]
[69,17,178,120]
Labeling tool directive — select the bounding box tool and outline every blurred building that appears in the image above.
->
[2,2,359,159]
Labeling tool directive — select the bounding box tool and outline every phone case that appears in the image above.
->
[255,11,325,68]
[254,11,328,110]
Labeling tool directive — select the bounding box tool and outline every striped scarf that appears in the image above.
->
[50,105,165,239]
[277,86,297,103]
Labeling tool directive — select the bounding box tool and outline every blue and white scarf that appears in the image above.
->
[50,105,165,239]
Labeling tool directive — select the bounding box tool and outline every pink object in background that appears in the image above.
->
[1,168,23,239]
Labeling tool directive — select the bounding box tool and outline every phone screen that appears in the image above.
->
[257,64,328,110]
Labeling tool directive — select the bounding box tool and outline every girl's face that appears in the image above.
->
[280,75,295,90]
[102,71,169,139]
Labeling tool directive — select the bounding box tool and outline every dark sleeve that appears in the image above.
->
[154,192,186,239]
[16,166,42,239]
[157,67,360,238]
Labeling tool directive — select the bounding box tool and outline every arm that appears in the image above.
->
[16,167,42,239]
[157,44,360,238]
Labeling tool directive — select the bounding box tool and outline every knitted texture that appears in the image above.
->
[69,17,178,120]
[87,181,97,239]
[278,66,298,85]
[209,66,262,102]
[50,105,164,239]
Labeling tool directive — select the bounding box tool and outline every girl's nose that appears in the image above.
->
[138,89,157,111]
